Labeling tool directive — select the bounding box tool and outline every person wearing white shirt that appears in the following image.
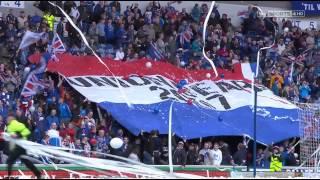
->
[115,47,125,61]
[17,11,28,30]
[210,143,222,166]
[47,123,62,147]
[128,148,140,162]
[84,111,96,129]
[199,142,212,165]
[277,38,286,56]
[47,123,60,139]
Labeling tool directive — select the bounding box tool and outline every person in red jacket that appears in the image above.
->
[59,122,76,142]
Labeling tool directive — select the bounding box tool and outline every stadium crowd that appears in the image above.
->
[0,1,319,168]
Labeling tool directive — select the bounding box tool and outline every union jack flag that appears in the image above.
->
[287,54,305,63]
[281,48,312,65]
[48,33,66,62]
[282,48,312,82]
[21,73,47,98]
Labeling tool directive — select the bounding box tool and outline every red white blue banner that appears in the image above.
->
[45,54,299,144]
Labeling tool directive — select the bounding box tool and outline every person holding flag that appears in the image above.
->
[178,22,193,50]
[33,33,66,75]
[21,33,66,102]
[18,31,45,51]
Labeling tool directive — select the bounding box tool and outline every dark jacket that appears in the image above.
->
[16,114,28,127]
[173,148,187,166]
[186,150,200,165]
[78,4,89,21]
[111,143,133,158]
[233,148,247,166]
[141,135,162,155]
[56,21,64,38]
[286,152,297,166]
[221,146,233,165]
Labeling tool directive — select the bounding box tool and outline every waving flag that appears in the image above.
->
[281,49,312,82]
[47,54,299,144]
[21,73,46,97]
[18,31,45,50]
[48,33,66,62]
[51,34,66,53]
[147,42,165,61]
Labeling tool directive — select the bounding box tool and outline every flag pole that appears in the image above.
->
[251,6,277,177]
[253,77,257,178]
[168,101,174,174]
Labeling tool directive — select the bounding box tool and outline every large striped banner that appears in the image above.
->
[42,54,299,144]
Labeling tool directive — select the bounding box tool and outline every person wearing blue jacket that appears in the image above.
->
[299,80,311,103]
[58,98,72,124]
[105,19,115,44]
[32,106,46,143]
[0,100,8,119]
[115,23,127,49]
[45,109,60,131]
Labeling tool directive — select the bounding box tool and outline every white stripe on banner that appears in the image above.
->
[65,75,297,111]
[241,63,255,80]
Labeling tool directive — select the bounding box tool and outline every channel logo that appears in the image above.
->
[267,10,305,18]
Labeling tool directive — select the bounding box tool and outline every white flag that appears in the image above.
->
[18,31,45,50]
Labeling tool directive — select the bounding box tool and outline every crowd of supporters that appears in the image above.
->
[0,1,319,168]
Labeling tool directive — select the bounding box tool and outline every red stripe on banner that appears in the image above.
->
[46,54,246,83]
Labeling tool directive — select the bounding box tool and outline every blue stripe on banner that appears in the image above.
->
[250,63,257,75]
[99,101,299,144]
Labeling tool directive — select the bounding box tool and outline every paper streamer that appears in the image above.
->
[21,155,95,178]
[3,133,204,179]
[48,1,132,108]
[251,5,277,77]
[289,62,294,83]
[202,1,218,79]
